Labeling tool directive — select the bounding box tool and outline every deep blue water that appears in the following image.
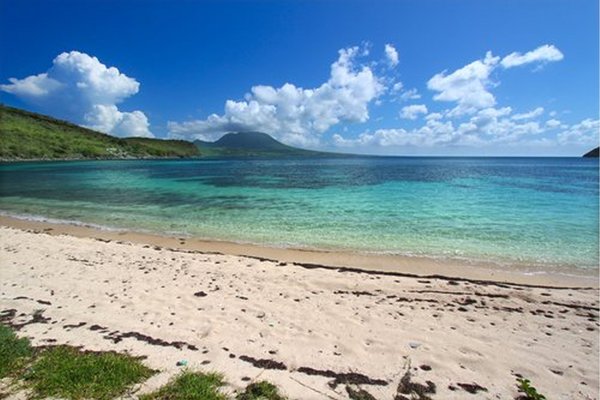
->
[0,157,598,271]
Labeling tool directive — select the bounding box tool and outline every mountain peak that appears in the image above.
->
[193,131,347,158]
[193,131,313,156]
[213,131,286,151]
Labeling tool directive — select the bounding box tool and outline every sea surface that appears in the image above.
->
[0,157,598,271]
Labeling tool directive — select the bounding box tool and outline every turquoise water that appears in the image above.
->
[0,157,598,271]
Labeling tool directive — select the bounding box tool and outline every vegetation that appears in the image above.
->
[0,104,201,160]
[0,324,33,378]
[236,381,287,400]
[0,323,290,400]
[517,378,547,400]
[140,371,227,400]
[25,346,155,400]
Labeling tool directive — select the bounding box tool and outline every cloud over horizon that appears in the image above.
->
[168,46,384,146]
[0,51,153,138]
[333,44,598,153]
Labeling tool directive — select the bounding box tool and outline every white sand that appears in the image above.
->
[1,225,598,400]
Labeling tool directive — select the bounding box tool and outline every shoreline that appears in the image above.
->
[1,214,596,288]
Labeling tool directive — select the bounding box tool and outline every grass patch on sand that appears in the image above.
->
[236,380,287,400]
[25,346,154,400]
[0,324,287,400]
[140,371,227,400]
[140,372,287,400]
[0,324,33,378]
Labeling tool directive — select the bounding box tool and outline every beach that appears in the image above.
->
[1,219,598,400]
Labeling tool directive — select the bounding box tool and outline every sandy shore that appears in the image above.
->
[0,215,596,288]
[0,222,598,399]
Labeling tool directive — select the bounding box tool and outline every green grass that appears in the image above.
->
[140,371,228,400]
[517,378,547,400]
[236,381,287,400]
[0,104,201,160]
[0,324,290,400]
[0,324,289,400]
[0,324,33,378]
[25,346,154,400]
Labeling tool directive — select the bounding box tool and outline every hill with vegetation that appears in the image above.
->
[0,105,201,160]
[194,131,341,157]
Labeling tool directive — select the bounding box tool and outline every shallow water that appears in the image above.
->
[0,157,598,271]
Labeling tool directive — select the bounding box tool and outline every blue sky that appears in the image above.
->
[0,0,598,155]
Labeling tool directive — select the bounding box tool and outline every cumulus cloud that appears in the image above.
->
[384,44,399,67]
[427,51,500,115]
[0,51,152,137]
[333,106,597,150]
[557,119,600,146]
[501,44,564,69]
[1,73,61,98]
[333,118,457,148]
[427,45,564,117]
[168,46,384,146]
[334,43,584,153]
[545,119,562,128]
[400,88,421,101]
[511,107,544,120]
[400,104,428,120]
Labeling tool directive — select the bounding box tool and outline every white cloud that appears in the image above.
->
[400,88,421,101]
[545,119,562,128]
[501,44,564,69]
[392,82,403,92]
[333,106,597,150]
[427,51,500,114]
[384,44,399,67]
[400,104,428,120]
[427,45,564,117]
[425,112,443,121]
[0,73,61,98]
[511,107,544,120]
[85,105,153,138]
[0,51,152,137]
[168,46,384,146]
[331,44,586,154]
[557,119,600,146]
[334,118,457,148]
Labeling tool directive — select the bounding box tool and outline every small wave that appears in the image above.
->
[0,210,127,233]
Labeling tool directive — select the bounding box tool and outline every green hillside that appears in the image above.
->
[0,105,201,160]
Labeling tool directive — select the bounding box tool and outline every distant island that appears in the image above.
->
[194,131,337,158]
[0,105,339,161]
[583,146,599,158]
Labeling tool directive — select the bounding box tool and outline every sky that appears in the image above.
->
[0,0,598,156]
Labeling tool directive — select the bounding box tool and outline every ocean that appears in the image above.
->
[0,157,598,272]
